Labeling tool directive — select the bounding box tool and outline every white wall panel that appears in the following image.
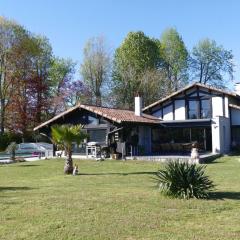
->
[174,100,185,120]
[163,104,173,120]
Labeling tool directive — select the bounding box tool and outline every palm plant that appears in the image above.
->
[51,124,87,174]
[155,161,215,199]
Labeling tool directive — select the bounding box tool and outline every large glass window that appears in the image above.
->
[88,129,107,143]
[200,99,211,118]
[232,127,240,144]
[88,116,99,125]
[188,100,198,119]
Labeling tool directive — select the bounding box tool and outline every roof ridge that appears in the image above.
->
[143,82,239,111]
[79,103,133,111]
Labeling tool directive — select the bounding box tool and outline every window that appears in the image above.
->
[188,100,198,119]
[88,129,107,143]
[201,99,211,118]
[88,115,99,125]
[152,128,161,142]
[232,127,240,144]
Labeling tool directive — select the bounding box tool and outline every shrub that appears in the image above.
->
[0,133,22,151]
[155,161,215,199]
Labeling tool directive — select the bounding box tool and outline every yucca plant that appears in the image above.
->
[155,161,215,199]
[51,124,87,174]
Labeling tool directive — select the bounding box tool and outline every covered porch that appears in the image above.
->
[105,119,213,158]
[151,119,212,155]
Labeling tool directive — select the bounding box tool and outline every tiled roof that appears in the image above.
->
[143,82,240,111]
[80,105,160,123]
[34,104,161,131]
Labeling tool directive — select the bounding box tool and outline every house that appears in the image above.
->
[34,82,240,156]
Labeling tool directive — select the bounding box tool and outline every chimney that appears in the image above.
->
[235,83,240,96]
[135,95,142,116]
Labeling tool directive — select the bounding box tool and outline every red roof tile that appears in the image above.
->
[34,104,161,131]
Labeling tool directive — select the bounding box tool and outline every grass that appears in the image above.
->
[0,157,240,240]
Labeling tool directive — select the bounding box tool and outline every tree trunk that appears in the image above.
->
[95,91,101,106]
[10,150,15,161]
[64,149,73,174]
[0,99,5,134]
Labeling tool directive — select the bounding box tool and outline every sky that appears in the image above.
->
[0,0,240,86]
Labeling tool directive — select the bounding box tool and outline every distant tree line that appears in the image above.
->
[0,16,235,145]
[81,29,234,109]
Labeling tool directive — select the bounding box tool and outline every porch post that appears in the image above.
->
[203,128,207,150]
[211,117,221,153]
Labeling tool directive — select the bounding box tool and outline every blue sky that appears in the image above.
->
[1,0,240,85]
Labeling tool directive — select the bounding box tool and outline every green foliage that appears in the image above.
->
[51,124,88,174]
[0,132,22,151]
[160,28,189,91]
[51,124,87,152]
[114,31,161,74]
[112,31,162,108]
[155,161,215,199]
[190,39,234,88]
[49,57,75,90]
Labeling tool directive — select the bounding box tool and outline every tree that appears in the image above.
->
[112,31,161,109]
[64,80,92,107]
[80,36,111,106]
[31,35,53,124]
[160,28,189,91]
[48,57,76,115]
[6,34,53,135]
[190,39,234,88]
[0,17,28,134]
[138,68,169,106]
[51,124,87,174]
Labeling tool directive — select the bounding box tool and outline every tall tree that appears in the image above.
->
[160,28,188,91]
[6,34,53,134]
[32,35,53,123]
[138,68,168,106]
[48,57,76,115]
[112,31,161,109]
[190,39,234,88]
[0,17,28,134]
[80,36,111,106]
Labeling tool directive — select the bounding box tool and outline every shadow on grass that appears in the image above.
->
[80,171,157,176]
[227,150,240,157]
[209,191,240,200]
[203,155,222,164]
[0,186,34,192]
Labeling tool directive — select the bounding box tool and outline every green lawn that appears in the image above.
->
[0,157,240,240]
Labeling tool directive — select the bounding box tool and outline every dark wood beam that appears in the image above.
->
[172,99,175,120]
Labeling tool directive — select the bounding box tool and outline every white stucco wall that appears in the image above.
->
[211,116,231,154]
[212,96,223,117]
[225,96,229,118]
[231,108,240,125]
[163,104,173,120]
[174,100,185,120]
